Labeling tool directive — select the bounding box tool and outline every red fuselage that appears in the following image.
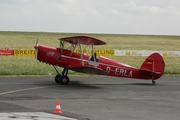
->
[36,45,163,80]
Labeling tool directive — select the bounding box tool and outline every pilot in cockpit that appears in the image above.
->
[90,52,98,62]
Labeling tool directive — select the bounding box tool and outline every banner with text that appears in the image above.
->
[14,50,35,56]
[1,49,180,57]
[0,50,14,56]
[75,50,114,57]
[115,50,180,57]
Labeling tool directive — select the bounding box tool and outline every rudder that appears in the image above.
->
[140,52,165,79]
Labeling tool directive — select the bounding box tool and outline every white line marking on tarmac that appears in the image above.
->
[0,85,57,96]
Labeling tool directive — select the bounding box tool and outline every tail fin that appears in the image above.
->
[140,53,165,79]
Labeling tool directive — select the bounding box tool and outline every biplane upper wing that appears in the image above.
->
[58,36,106,45]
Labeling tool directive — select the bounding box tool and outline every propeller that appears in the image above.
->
[34,37,39,59]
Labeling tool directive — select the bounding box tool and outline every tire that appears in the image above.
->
[60,76,70,85]
[55,74,62,84]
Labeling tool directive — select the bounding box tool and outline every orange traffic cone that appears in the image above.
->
[54,100,63,114]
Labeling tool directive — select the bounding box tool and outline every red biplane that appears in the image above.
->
[34,36,165,85]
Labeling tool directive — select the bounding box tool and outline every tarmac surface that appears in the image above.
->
[0,76,180,120]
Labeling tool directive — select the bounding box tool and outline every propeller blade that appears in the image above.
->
[36,37,39,47]
[35,37,39,59]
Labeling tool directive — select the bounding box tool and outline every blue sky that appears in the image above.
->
[0,0,180,35]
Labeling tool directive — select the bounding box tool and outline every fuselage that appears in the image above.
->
[36,45,161,80]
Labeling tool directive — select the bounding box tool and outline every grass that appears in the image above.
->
[0,31,180,76]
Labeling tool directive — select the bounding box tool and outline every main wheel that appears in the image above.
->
[55,74,62,84]
[59,76,70,85]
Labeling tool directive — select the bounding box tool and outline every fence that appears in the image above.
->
[1,49,180,57]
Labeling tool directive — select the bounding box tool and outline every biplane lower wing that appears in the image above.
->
[69,67,108,75]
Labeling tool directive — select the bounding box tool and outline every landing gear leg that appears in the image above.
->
[53,66,70,85]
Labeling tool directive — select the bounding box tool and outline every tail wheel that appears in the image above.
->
[151,73,156,85]
[152,80,156,85]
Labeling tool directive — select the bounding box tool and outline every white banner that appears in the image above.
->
[115,50,180,57]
